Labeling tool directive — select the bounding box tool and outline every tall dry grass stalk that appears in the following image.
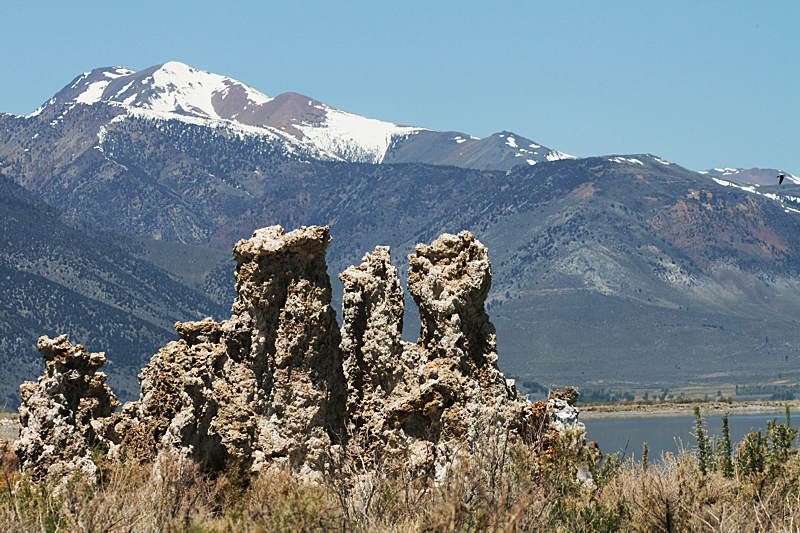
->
[1,417,799,532]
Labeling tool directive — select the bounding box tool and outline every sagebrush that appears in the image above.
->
[1,411,799,532]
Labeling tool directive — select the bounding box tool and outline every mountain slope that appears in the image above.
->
[482,156,800,385]
[383,130,576,170]
[4,64,800,396]
[0,175,229,407]
[211,154,800,387]
[701,167,799,186]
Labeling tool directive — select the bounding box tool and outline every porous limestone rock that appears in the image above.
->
[408,231,505,391]
[106,226,346,478]
[103,321,226,467]
[546,398,584,434]
[340,232,542,479]
[229,225,346,475]
[339,246,406,426]
[17,226,586,483]
[14,335,119,482]
[548,386,580,406]
[546,387,585,435]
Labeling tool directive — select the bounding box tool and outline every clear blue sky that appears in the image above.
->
[2,1,798,173]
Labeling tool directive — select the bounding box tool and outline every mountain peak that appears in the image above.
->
[26,61,574,170]
[33,62,273,123]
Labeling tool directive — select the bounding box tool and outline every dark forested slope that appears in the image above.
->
[0,175,228,407]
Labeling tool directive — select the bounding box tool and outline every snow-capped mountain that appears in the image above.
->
[698,167,800,215]
[30,61,573,169]
[699,167,800,186]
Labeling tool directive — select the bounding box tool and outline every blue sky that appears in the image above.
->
[2,1,798,173]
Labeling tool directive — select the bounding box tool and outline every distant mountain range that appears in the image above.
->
[700,167,799,187]
[30,61,575,170]
[1,61,799,407]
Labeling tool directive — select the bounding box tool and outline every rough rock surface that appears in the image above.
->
[340,232,541,479]
[549,386,580,406]
[339,246,405,426]
[408,231,498,375]
[546,398,584,434]
[17,226,583,482]
[14,335,119,481]
[104,226,346,478]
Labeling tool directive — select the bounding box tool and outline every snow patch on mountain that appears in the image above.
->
[546,150,578,162]
[703,167,800,186]
[29,67,135,117]
[74,68,134,105]
[134,61,272,119]
[75,82,111,105]
[712,176,800,214]
[92,103,326,162]
[713,167,739,175]
[608,156,644,165]
[712,177,757,194]
[294,106,422,163]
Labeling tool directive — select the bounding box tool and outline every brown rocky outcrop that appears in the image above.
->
[16,226,582,482]
[14,335,119,481]
[549,386,580,406]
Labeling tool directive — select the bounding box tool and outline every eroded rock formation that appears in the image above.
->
[102,226,346,478]
[339,246,406,426]
[16,226,581,482]
[338,233,541,479]
[14,335,119,481]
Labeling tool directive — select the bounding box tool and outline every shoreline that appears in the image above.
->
[579,400,799,420]
[3,402,798,440]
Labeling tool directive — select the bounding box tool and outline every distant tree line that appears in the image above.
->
[578,388,635,404]
[736,384,798,401]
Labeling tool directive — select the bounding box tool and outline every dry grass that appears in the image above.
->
[1,420,799,532]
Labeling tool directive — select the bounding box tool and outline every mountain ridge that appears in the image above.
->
[2,62,800,407]
[26,61,574,170]
[0,174,230,407]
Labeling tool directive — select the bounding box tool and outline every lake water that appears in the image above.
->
[582,409,795,460]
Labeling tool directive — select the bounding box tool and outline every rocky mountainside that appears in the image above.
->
[27,61,572,170]
[2,64,800,406]
[0,175,229,407]
[702,167,799,186]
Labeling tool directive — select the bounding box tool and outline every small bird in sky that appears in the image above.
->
[778,173,786,185]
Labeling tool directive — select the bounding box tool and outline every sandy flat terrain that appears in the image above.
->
[579,400,799,420]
